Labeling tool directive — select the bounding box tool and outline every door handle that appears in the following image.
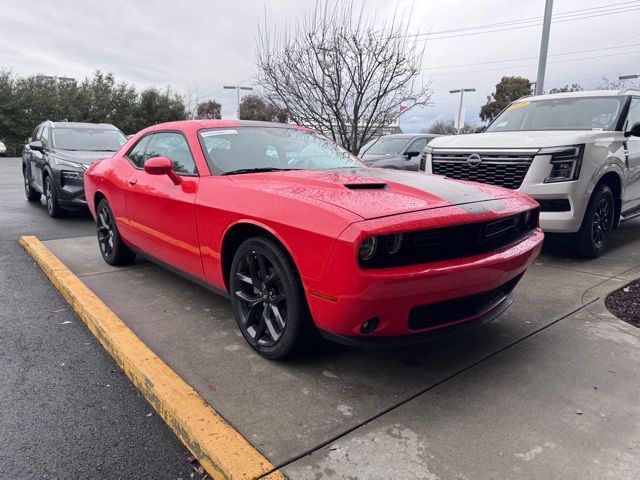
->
[128,177,138,186]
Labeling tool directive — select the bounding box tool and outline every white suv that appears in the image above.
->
[420,89,640,257]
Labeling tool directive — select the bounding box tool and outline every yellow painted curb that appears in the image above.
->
[20,235,284,480]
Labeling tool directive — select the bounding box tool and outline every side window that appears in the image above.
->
[625,97,640,131]
[127,135,152,168]
[40,126,50,149]
[145,132,197,175]
[31,126,42,143]
[407,138,427,154]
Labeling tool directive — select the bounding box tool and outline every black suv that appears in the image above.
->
[359,134,440,171]
[22,121,127,217]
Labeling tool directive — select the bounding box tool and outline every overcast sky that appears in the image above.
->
[1,0,639,132]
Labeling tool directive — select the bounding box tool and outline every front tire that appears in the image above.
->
[43,175,64,218]
[574,183,615,258]
[23,167,40,202]
[96,199,136,266]
[230,237,311,360]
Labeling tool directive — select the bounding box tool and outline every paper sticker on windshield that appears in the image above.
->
[506,101,530,111]
[201,129,237,137]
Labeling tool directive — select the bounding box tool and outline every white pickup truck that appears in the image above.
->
[420,89,640,257]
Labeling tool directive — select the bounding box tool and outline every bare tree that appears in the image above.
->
[256,1,431,154]
[596,76,639,90]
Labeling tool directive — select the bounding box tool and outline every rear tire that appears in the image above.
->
[96,199,136,266]
[573,183,615,258]
[229,236,313,360]
[23,167,40,202]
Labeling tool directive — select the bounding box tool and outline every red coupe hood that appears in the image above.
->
[228,168,518,220]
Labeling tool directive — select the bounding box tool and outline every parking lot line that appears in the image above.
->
[20,235,284,480]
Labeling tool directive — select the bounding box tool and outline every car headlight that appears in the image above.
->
[52,156,84,169]
[419,146,433,172]
[540,145,584,183]
[359,233,405,266]
[359,236,378,262]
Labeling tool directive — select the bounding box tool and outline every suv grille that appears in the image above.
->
[408,273,523,331]
[431,149,539,189]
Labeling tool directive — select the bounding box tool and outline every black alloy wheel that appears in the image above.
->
[591,195,612,249]
[23,168,40,201]
[574,183,615,258]
[96,199,136,266]
[230,237,312,359]
[44,176,63,218]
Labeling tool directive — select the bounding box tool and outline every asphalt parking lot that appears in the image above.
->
[3,155,640,479]
[0,158,201,479]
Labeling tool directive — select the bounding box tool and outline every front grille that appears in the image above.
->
[360,209,539,268]
[431,149,538,189]
[408,274,523,331]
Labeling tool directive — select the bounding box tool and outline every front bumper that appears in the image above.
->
[305,227,544,340]
[51,168,87,209]
[519,179,588,233]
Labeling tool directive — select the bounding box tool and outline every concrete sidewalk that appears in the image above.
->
[41,220,640,479]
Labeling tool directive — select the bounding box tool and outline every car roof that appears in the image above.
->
[376,133,438,139]
[519,89,640,102]
[45,121,120,130]
[138,119,315,135]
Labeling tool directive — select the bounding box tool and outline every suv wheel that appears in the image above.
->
[23,167,40,202]
[229,237,312,360]
[574,183,615,258]
[96,199,136,266]
[43,175,64,218]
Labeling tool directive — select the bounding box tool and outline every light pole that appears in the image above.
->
[449,88,475,135]
[619,74,639,88]
[224,85,254,119]
[535,0,554,95]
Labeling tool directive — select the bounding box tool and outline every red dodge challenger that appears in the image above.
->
[84,120,543,359]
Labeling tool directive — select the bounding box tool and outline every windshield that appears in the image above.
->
[362,137,410,156]
[486,96,623,132]
[199,127,362,174]
[52,127,127,151]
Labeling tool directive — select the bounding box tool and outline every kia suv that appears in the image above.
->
[420,90,640,257]
[22,121,127,217]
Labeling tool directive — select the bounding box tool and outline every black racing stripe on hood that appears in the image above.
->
[338,168,501,214]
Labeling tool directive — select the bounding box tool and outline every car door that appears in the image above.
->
[35,125,52,189]
[622,96,640,212]
[401,137,429,171]
[28,125,44,189]
[123,131,204,280]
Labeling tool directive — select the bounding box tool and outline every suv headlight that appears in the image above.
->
[419,146,433,172]
[540,145,584,183]
[52,156,84,169]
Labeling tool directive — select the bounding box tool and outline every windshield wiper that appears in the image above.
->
[222,167,297,176]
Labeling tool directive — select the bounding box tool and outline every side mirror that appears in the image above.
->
[404,151,420,159]
[625,122,640,137]
[29,140,44,152]
[143,156,182,185]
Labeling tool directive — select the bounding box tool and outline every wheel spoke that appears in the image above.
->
[235,272,253,286]
[247,253,260,286]
[235,290,260,305]
[264,315,280,341]
[256,254,268,283]
[270,304,285,329]
[265,271,279,288]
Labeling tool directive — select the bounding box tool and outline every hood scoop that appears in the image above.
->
[344,182,387,190]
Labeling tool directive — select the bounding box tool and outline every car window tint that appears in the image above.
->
[145,132,197,175]
[127,135,152,168]
[407,138,427,153]
[626,97,640,130]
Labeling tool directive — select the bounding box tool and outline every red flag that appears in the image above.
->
[399,105,409,112]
